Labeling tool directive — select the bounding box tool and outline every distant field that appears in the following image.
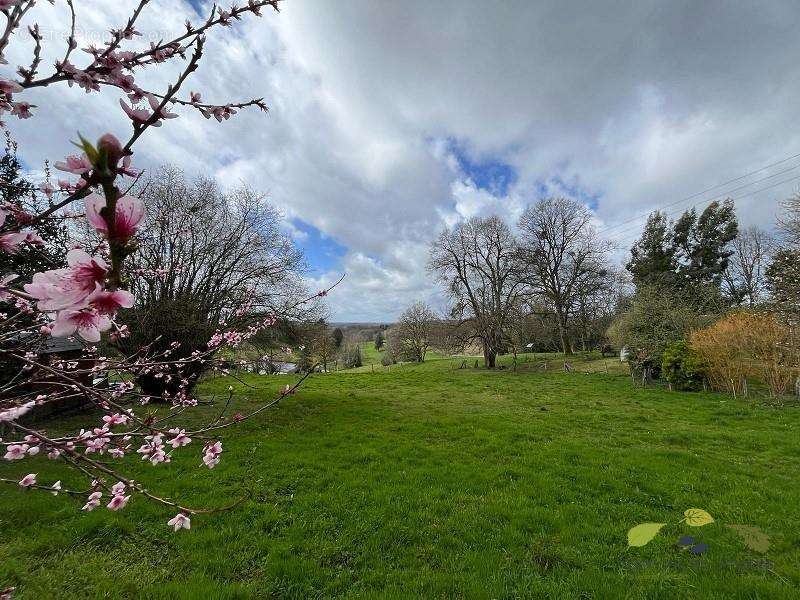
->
[343,341,449,372]
[1,355,799,598]
[345,343,627,375]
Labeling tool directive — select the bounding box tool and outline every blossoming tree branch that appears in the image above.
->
[0,0,337,531]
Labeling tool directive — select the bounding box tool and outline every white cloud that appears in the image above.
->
[4,1,800,320]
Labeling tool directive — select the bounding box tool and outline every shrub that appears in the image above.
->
[690,311,799,397]
[607,285,713,380]
[341,344,363,369]
[380,356,394,367]
[662,340,706,391]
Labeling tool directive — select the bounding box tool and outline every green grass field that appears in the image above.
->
[1,354,799,598]
[344,341,449,372]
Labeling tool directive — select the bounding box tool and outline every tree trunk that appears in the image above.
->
[558,326,572,356]
[483,345,497,368]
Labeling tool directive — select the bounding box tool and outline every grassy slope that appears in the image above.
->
[1,357,799,599]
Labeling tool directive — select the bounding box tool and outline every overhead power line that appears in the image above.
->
[597,150,800,236]
[611,172,800,247]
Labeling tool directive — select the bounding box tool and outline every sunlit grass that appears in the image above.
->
[1,355,798,598]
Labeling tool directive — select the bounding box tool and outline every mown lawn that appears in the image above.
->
[1,356,799,598]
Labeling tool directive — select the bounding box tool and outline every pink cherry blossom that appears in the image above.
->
[70,70,100,93]
[202,441,222,468]
[84,193,145,242]
[24,249,108,311]
[147,93,178,121]
[111,481,126,495]
[82,491,102,511]
[86,285,134,315]
[119,98,151,124]
[56,59,78,74]
[18,473,36,487]
[119,156,139,177]
[137,434,170,465]
[50,308,111,342]
[167,512,191,531]
[3,443,29,460]
[24,232,43,246]
[168,428,191,448]
[108,71,136,93]
[107,494,130,511]
[84,429,111,453]
[38,182,55,198]
[102,412,130,426]
[54,154,92,175]
[0,230,27,252]
[0,78,22,94]
[10,101,32,118]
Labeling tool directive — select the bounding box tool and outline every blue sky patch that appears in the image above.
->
[449,141,517,197]
[536,175,602,211]
[186,0,207,14]
[290,219,347,275]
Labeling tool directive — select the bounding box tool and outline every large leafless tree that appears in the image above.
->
[722,226,773,306]
[517,197,611,356]
[429,216,523,368]
[121,167,309,394]
[390,302,437,362]
[778,192,800,246]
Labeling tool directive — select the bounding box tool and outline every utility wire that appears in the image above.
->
[611,172,800,247]
[597,151,800,235]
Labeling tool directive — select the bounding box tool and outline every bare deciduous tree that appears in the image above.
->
[121,167,309,395]
[392,302,436,362]
[572,269,629,352]
[517,197,611,356]
[302,321,336,372]
[722,226,773,306]
[778,192,800,246]
[429,216,523,368]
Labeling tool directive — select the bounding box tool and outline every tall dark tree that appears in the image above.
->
[331,327,344,348]
[626,211,678,288]
[627,200,738,304]
[0,134,69,280]
[673,199,738,290]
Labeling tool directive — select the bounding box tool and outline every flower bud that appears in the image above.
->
[97,133,125,167]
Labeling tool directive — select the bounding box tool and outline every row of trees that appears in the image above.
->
[428,197,616,367]
[424,192,797,383]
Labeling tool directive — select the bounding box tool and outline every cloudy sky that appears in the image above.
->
[5,0,800,321]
